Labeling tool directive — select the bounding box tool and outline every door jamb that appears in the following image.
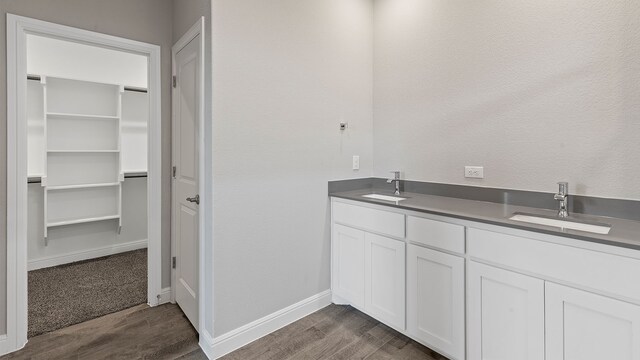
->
[170,17,206,335]
[5,14,163,355]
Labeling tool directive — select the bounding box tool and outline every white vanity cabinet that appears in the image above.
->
[332,223,365,309]
[331,198,466,356]
[467,261,545,360]
[545,282,640,360]
[407,244,465,360]
[330,196,640,360]
[406,215,466,360]
[468,227,640,360]
[365,232,405,330]
[331,200,406,329]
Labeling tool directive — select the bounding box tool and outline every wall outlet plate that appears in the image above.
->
[352,155,360,170]
[465,166,484,179]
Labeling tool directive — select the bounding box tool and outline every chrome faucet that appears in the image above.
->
[554,182,569,218]
[387,171,401,195]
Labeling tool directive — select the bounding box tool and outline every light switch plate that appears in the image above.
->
[465,166,484,179]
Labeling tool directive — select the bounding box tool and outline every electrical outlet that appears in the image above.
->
[352,155,360,170]
[465,166,484,179]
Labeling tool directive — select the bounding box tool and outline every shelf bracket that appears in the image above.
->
[44,236,48,247]
[117,225,122,234]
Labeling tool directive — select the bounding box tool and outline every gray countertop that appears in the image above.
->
[330,188,640,251]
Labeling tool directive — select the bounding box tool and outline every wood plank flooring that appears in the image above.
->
[2,304,199,360]
[2,303,448,359]
[218,304,448,360]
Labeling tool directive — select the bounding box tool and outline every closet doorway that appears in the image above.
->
[6,15,162,352]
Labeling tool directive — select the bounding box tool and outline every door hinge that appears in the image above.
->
[172,75,177,88]
[172,256,176,269]
[172,166,177,178]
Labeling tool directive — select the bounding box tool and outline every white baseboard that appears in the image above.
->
[158,287,172,305]
[0,335,11,357]
[28,239,148,271]
[200,290,332,359]
[199,330,216,360]
[0,334,26,357]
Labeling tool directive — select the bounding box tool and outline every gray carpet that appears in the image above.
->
[28,248,148,338]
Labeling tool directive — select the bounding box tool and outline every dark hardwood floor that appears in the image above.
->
[2,303,447,360]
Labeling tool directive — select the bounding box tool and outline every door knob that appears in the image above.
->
[186,194,200,205]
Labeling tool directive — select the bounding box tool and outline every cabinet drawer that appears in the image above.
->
[407,216,465,254]
[468,228,640,303]
[332,201,405,238]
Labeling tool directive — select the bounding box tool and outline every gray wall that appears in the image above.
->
[373,0,640,200]
[173,0,210,44]
[210,0,374,336]
[0,0,175,335]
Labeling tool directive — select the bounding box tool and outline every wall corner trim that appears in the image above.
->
[199,290,332,359]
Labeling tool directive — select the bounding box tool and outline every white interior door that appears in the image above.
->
[172,31,202,330]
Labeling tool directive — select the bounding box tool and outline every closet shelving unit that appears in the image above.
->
[41,76,125,244]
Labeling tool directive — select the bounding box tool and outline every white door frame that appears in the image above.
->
[171,17,206,335]
[5,14,162,354]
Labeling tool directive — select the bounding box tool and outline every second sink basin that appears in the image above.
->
[362,194,407,202]
[509,212,611,235]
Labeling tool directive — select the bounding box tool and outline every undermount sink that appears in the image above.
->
[509,212,611,235]
[362,194,407,202]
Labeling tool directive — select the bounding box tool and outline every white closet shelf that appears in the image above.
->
[47,214,120,228]
[47,149,119,153]
[47,112,119,121]
[47,182,120,191]
[42,76,125,240]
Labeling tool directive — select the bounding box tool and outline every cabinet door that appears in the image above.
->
[365,232,406,330]
[468,262,544,360]
[407,244,465,360]
[332,224,365,308]
[546,282,640,360]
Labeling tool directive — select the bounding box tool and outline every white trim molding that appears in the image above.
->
[5,14,162,356]
[200,290,332,359]
[28,240,148,271]
[158,287,173,305]
[0,335,9,356]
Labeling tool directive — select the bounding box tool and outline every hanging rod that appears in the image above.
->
[124,172,148,179]
[26,75,148,93]
[123,86,148,94]
[27,172,147,184]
